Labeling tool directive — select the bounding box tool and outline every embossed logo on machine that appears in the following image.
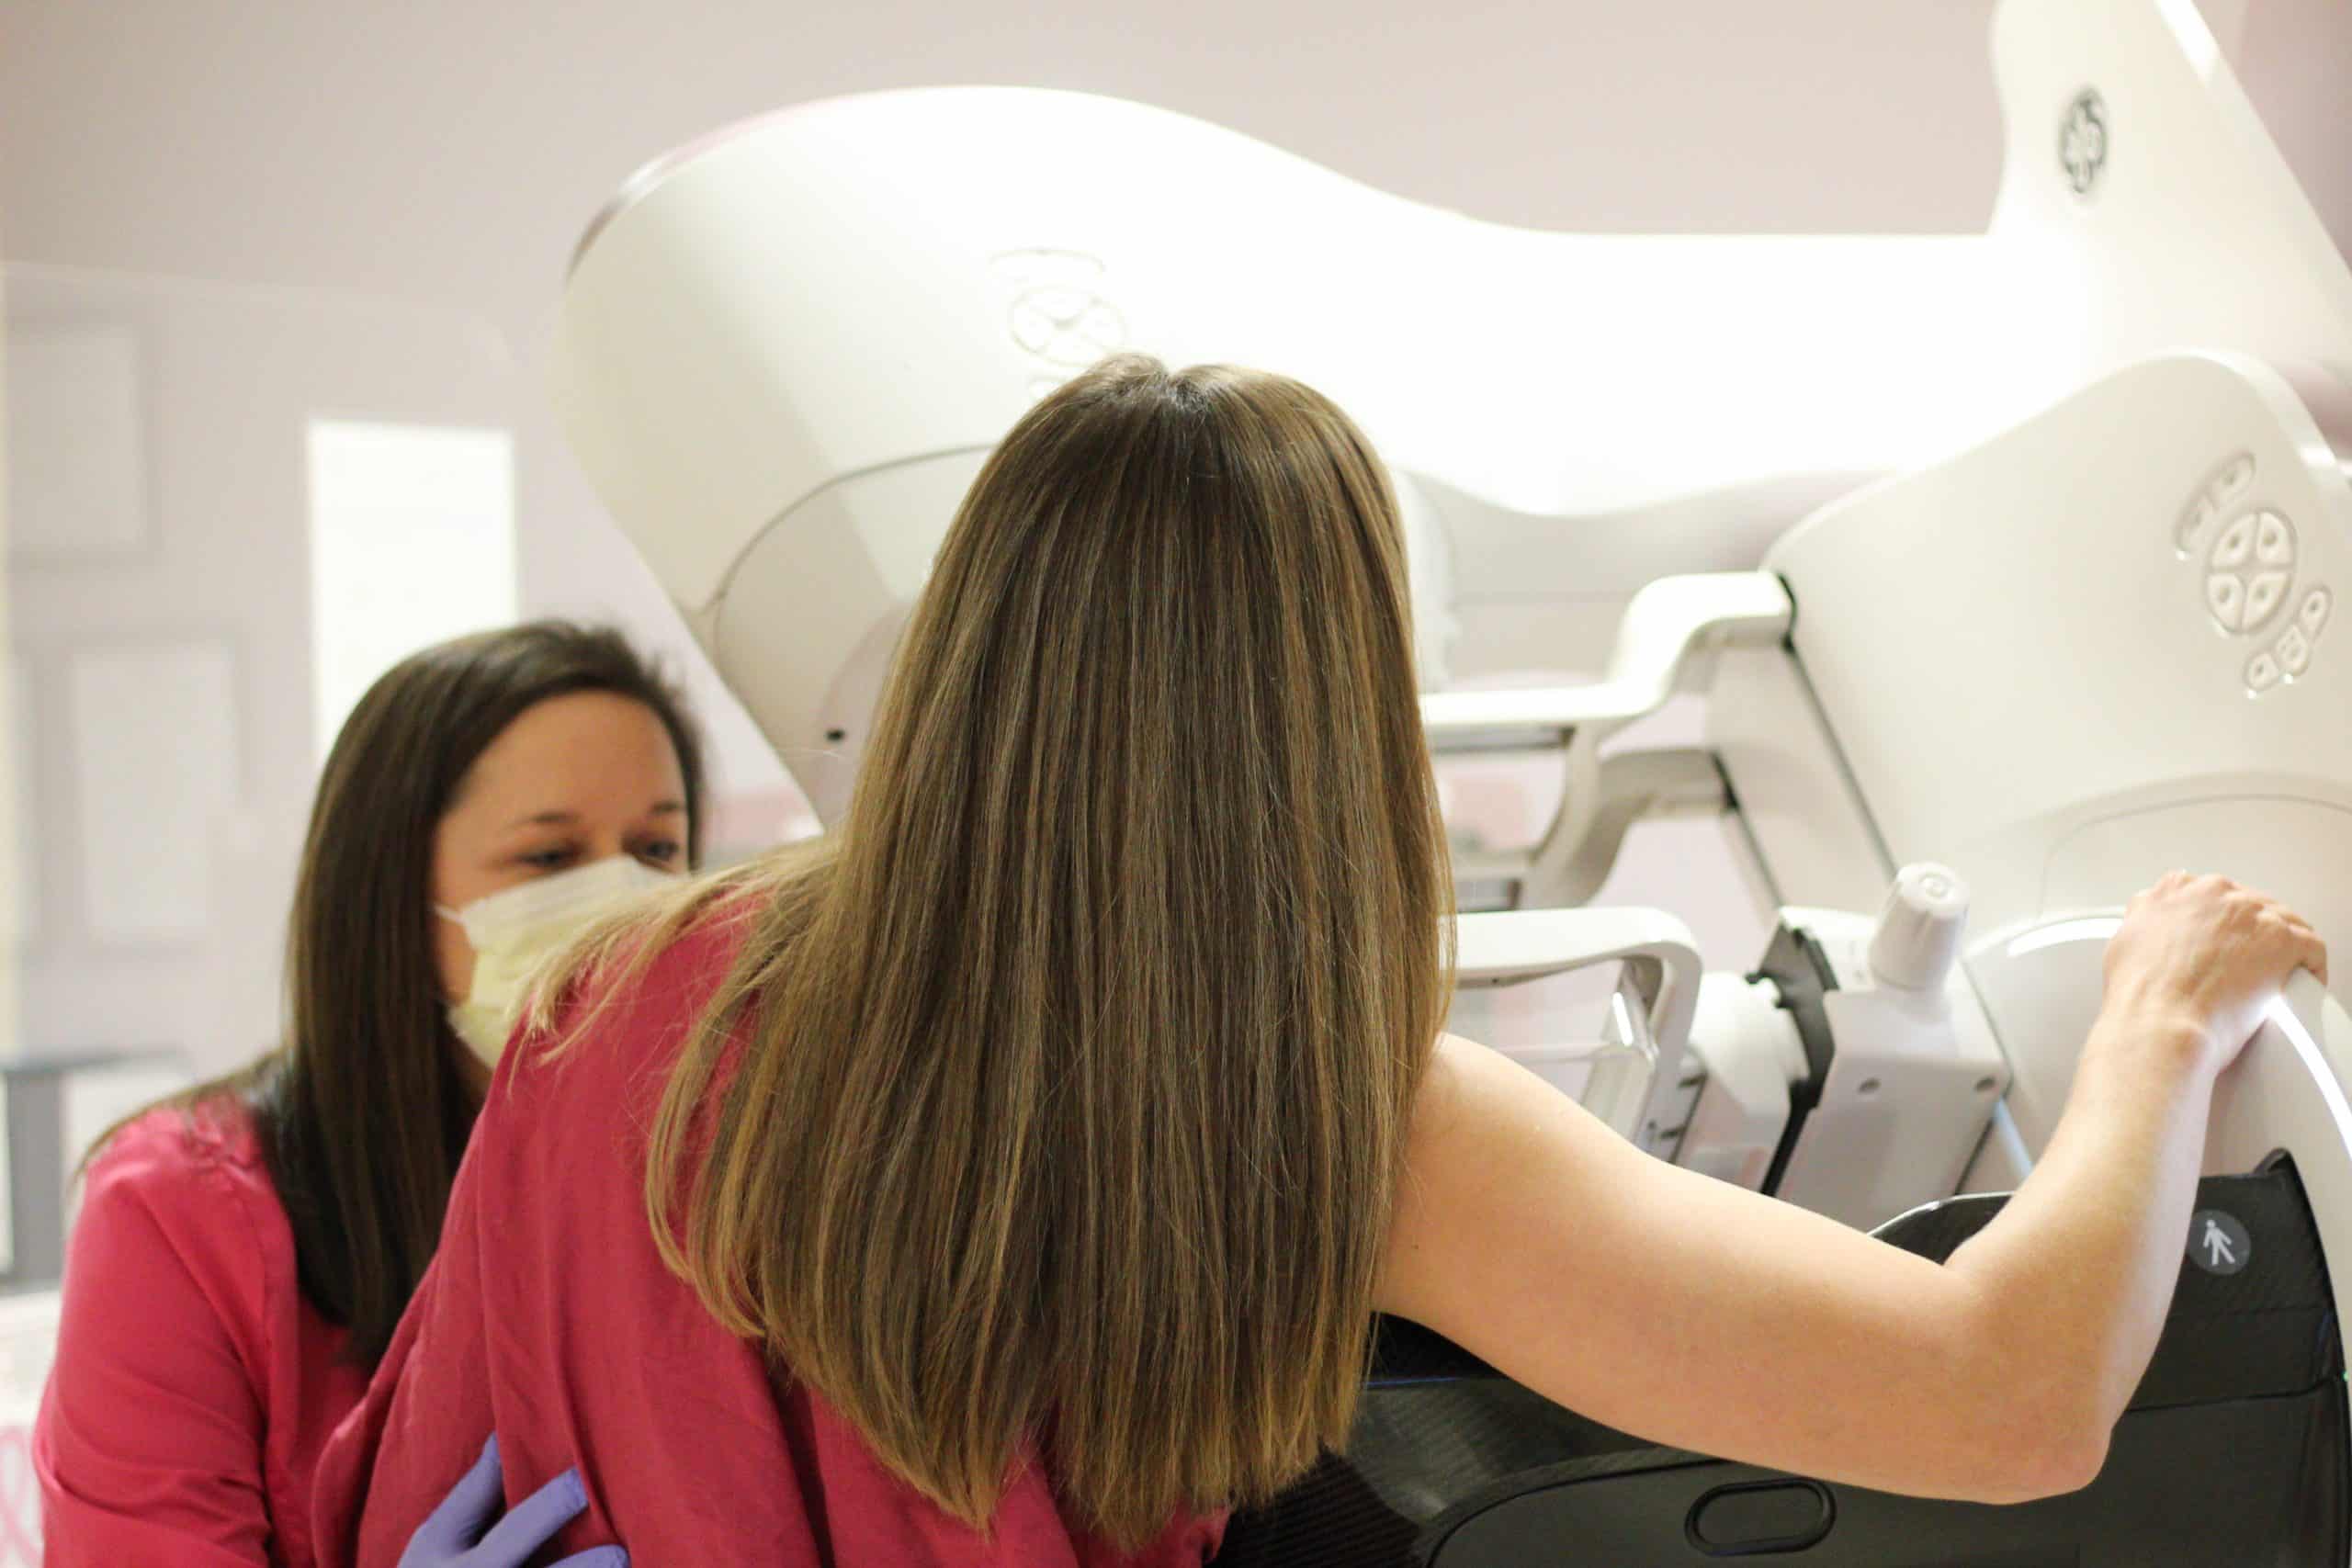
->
[2060,88,2109,197]
[2174,452,2333,695]
[991,249,1127,396]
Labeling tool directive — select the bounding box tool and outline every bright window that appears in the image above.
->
[306,420,517,762]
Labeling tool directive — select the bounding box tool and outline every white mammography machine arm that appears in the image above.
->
[553,0,2352,1557]
[564,0,2344,823]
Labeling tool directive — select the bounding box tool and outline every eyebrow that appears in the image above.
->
[499,799,688,831]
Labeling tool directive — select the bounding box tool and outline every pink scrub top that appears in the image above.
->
[37,1100,371,1568]
[311,907,1227,1567]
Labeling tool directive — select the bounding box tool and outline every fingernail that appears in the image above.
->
[481,1434,499,1462]
[569,1471,589,1512]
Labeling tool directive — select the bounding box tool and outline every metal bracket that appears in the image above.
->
[1426,572,1792,910]
[1455,907,1705,1153]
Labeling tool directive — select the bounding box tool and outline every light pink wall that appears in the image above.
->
[2,272,521,1069]
[1,0,2007,340]
[2230,0,2352,263]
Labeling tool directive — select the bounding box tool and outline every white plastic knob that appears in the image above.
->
[1868,863,1970,992]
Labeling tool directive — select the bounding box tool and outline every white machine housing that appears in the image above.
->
[1710,350,2352,1236]
[550,0,2352,1395]
[557,0,2345,823]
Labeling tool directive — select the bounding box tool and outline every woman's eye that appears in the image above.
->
[636,840,684,868]
[519,846,578,871]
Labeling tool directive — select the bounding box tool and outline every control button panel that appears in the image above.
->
[2203,510,2297,634]
[2173,456,2332,697]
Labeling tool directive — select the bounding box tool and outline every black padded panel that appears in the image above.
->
[1217,1164,2346,1566]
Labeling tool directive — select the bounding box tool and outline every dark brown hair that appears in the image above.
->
[549,356,1453,1545]
[110,621,705,1365]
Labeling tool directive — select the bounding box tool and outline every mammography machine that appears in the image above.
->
[553,0,2350,1558]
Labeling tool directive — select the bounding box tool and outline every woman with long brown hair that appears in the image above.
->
[316,357,2322,1565]
[38,622,707,1568]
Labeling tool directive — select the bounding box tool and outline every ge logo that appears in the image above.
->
[992,249,1127,374]
[2202,510,2297,635]
[2060,88,2108,197]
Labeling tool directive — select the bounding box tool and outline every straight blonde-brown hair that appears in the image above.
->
[552,355,1453,1546]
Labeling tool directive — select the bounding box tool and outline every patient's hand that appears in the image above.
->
[2101,871,2327,1071]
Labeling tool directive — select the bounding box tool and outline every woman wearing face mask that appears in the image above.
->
[36,621,705,1568]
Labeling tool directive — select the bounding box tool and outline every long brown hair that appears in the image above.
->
[105,622,705,1365]
[573,356,1453,1543]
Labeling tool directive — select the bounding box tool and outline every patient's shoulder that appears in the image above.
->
[503,893,762,1102]
[1381,1031,1620,1321]
[1405,1032,1516,1145]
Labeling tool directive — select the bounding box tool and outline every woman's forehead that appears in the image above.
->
[447,692,682,823]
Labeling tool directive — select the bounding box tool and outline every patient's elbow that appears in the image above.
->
[1968,1401,2110,1505]
[2001,1429,2107,1504]
[1941,1299,2117,1504]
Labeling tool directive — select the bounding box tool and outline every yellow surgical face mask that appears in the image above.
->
[434,854,680,1066]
